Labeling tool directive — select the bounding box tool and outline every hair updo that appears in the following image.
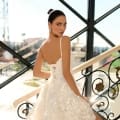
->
[47,9,65,23]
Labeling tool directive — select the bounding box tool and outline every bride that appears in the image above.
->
[27,9,103,120]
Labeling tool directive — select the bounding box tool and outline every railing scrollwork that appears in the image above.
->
[77,56,120,119]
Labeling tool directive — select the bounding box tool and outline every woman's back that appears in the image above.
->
[40,38,61,65]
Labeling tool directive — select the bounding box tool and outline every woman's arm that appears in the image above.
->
[33,48,50,79]
[61,36,82,96]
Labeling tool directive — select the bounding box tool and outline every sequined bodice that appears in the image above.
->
[50,58,63,79]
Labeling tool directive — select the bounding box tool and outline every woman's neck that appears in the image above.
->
[48,34,61,42]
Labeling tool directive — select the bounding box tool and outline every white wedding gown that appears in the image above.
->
[27,57,96,120]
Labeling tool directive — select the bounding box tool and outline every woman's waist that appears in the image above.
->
[49,74,65,83]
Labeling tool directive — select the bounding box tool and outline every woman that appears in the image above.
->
[28,9,103,120]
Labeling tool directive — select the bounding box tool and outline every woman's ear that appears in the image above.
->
[48,22,51,32]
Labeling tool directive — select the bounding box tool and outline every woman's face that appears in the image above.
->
[49,15,67,37]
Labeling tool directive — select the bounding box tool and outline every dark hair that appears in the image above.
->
[48,9,65,23]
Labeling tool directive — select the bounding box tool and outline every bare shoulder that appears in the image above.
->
[62,36,70,41]
[39,39,48,51]
[62,36,71,46]
[40,40,48,48]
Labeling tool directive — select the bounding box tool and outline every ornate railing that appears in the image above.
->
[73,45,120,120]
[77,56,120,119]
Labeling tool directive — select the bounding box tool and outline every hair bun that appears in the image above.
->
[47,9,54,14]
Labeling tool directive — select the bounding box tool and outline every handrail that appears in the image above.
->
[72,44,120,73]
[16,40,38,52]
[23,48,39,59]
[13,87,40,108]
